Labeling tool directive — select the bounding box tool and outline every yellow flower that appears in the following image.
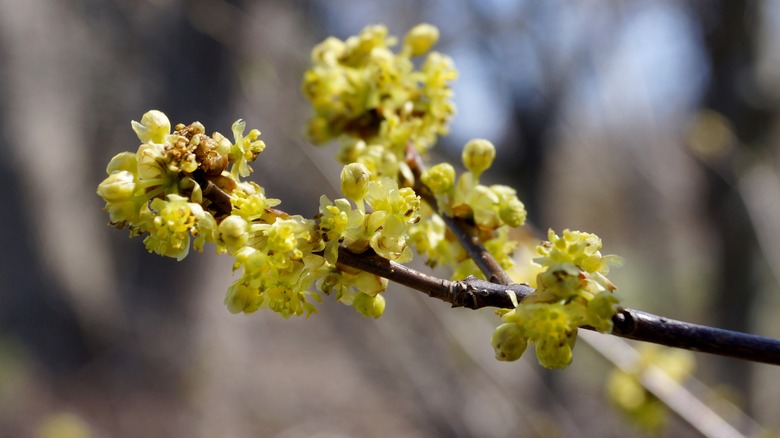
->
[302,24,457,153]
[131,110,170,144]
[421,163,455,194]
[142,194,202,260]
[403,23,439,57]
[229,119,266,178]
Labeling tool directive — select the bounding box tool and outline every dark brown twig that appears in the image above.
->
[336,246,533,309]
[611,309,780,366]
[335,246,780,365]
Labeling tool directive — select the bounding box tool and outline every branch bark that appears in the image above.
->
[336,246,533,309]
[335,246,780,365]
[610,309,780,366]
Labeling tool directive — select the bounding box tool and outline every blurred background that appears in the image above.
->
[1,0,779,436]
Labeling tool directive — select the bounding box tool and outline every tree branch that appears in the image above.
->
[336,246,533,309]
[400,147,780,366]
[610,309,780,366]
[335,246,780,365]
[206,144,780,365]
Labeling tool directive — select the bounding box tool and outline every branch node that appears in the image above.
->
[611,308,635,336]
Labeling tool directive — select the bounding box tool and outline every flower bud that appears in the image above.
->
[311,37,345,66]
[421,163,455,194]
[131,110,170,144]
[369,47,394,68]
[340,163,370,203]
[336,139,366,164]
[218,215,249,254]
[106,152,138,175]
[404,23,439,57]
[462,139,496,177]
[136,142,167,181]
[491,185,527,228]
[97,171,136,203]
[353,292,386,319]
[351,271,388,295]
[535,339,573,369]
[586,291,619,333]
[225,282,261,314]
[467,185,500,230]
[246,129,266,158]
[492,322,527,361]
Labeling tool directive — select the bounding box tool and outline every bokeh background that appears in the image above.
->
[1,0,779,436]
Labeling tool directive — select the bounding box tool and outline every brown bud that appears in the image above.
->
[194,134,228,176]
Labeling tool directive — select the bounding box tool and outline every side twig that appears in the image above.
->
[406,147,513,286]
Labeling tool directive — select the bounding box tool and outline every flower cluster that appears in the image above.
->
[315,162,421,315]
[492,229,621,368]
[302,25,523,280]
[318,162,420,264]
[301,25,621,370]
[98,24,624,371]
[302,23,457,181]
[97,111,231,258]
[98,110,418,318]
[413,139,527,279]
